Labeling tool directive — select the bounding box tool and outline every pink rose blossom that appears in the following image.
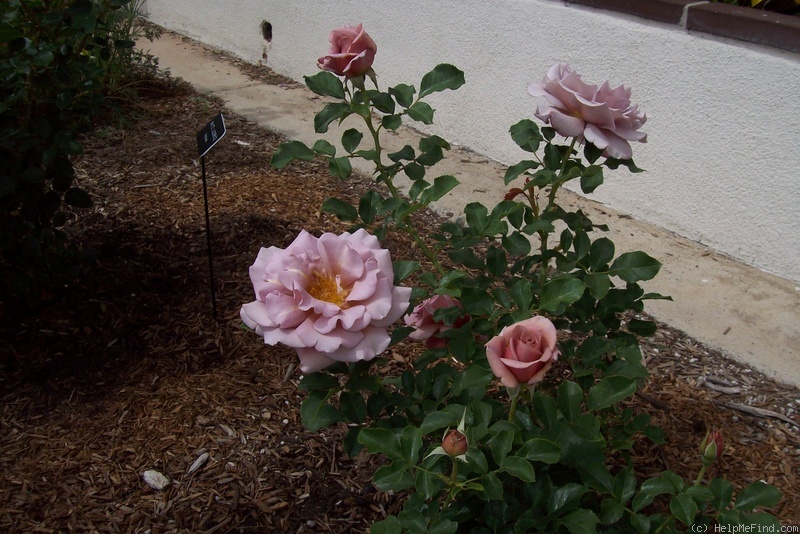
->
[241,229,412,374]
[528,63,647,160]
[404,295,468,349]
[317,24,377,78]
[485,316,560,388]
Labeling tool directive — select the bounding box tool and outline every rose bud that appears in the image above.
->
[317,24,377,78]
[404,295,469,349]
[442,429,468,458]
[700,430,724,466]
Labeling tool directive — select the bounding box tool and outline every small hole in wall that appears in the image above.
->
[261,20,272,42]
[261,20,272,63]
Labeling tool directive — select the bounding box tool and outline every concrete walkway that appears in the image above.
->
[137,31,800,387]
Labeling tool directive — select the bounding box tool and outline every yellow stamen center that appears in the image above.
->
[307,272,346,307]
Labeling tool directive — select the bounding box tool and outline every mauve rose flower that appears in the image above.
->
[528,63,647,160]
[317,24,377,78]
[404,295,468,349]
[241,229,412,374]
[485,316,560,388]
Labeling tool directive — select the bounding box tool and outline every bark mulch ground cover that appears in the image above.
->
[1,57,798,533]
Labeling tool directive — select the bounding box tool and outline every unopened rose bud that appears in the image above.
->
[700,430,724,466]
[317,24,377,78]
[442,429,468,457]
[404,295,468,349]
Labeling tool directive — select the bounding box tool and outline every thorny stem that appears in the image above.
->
[550,137,578,206]
[442,459,459,509]
[694,464,709,487]
[507,385,522,422]
[653,517,675,534]
[356,80,445,275]
[536,137,579,287]
[508,393,520,422]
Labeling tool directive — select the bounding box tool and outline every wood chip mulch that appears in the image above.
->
[1,51,798,533]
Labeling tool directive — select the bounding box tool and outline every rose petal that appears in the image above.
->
[295,319,363,353]
[485,335,520,389]
[314,304,369,333]
[575,97,616,130]
[240,301,274,331]
[355,272,393,318]
[296,348,337,373]
[263,292,307,328]
[544,109,586,138]
[583,123,610,150]
[346,262,380,302]
[507,335,544,363]
[317,232,365,286]
[372,286,413,327]
[320,325,391,364]
[500,357,546,385]
[586,125,633,159]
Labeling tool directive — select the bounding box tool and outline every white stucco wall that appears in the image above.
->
[141,0,800,283]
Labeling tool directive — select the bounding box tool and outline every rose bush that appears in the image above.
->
[404,294,468,349]
[240,229,411,373]
[528,62,647,159]
[317,23,377,78]
[263,26,784,532]
[485,316,560,388]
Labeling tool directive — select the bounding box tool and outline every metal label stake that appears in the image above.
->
[196,113,226,319]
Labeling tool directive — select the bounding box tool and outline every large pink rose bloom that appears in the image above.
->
[404,294,468,349]
[241,229,412,374]
[485,316,560,388]
[317,24,377,78]
[528,63,647,160]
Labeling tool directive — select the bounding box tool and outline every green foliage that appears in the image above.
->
[418,64,466,98]
[0,0,158,306]
[268,54,782,532]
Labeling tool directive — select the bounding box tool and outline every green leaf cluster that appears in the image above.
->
[272,64,465,252]
[0,0,158,306]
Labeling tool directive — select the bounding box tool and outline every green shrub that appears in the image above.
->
[0,0,156,306]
